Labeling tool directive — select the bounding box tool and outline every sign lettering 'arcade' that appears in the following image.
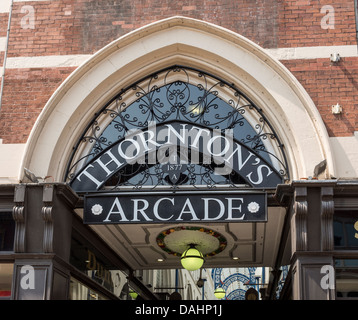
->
[72,122,280,225]
[84,192,267,224]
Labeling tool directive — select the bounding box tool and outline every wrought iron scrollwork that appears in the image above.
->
[66,65,289,190]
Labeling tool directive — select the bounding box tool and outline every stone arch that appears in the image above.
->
[20,16,334,183]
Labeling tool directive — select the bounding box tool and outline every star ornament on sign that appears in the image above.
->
[91,204,103,216]
[247,202,260,214]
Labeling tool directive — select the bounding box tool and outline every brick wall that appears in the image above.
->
[5,0,279,57]
[278,0,356,47]
[0,67,75,143]
[282,57,358,137]
[0,13,8,38]
[0,0,357,144]
[2,0,354,56]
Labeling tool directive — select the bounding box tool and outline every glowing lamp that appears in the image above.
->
[214,287,226,299]
[180,244,204,271]
[129,290,138,299]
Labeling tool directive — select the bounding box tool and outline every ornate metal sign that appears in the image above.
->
[66,66,289,192]
[83,191,267,224]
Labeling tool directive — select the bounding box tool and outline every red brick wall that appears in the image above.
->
[0,13,8,38]
[2,0,354,56]
[0,67,75,143]
[278,0,356,47]
[0,0,357,144]
[282,57,358,137]
[5,0,279,57]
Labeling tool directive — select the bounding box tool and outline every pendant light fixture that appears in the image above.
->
[180,244,204,271]
[214,287,226,299]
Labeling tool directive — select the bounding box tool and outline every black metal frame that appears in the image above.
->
[65,65,290,190]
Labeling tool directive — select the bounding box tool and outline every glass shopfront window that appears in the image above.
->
[0,212,15,251]
[69,277,108,300]
[334,211,358,249]
[0,263,13,299]
[70,230,129,299]
[335,259,358,299]
[0,213,14,299]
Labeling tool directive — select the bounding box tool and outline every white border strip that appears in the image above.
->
[0,0,12,13]
[0,37,7,52]
[2,45,358,69]
[1,1,57,13]
[6,54,93,68]
[266,45,358,60]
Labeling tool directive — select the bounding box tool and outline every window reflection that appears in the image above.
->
[69,277,107,300]
[336,259,358,299]
[0,263,13,299]
[333,211,358,249]
[70,229,129,299]
[0,212,15,251]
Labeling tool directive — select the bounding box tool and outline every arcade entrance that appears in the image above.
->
[2,17,354,300]
[63,65,291,299]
